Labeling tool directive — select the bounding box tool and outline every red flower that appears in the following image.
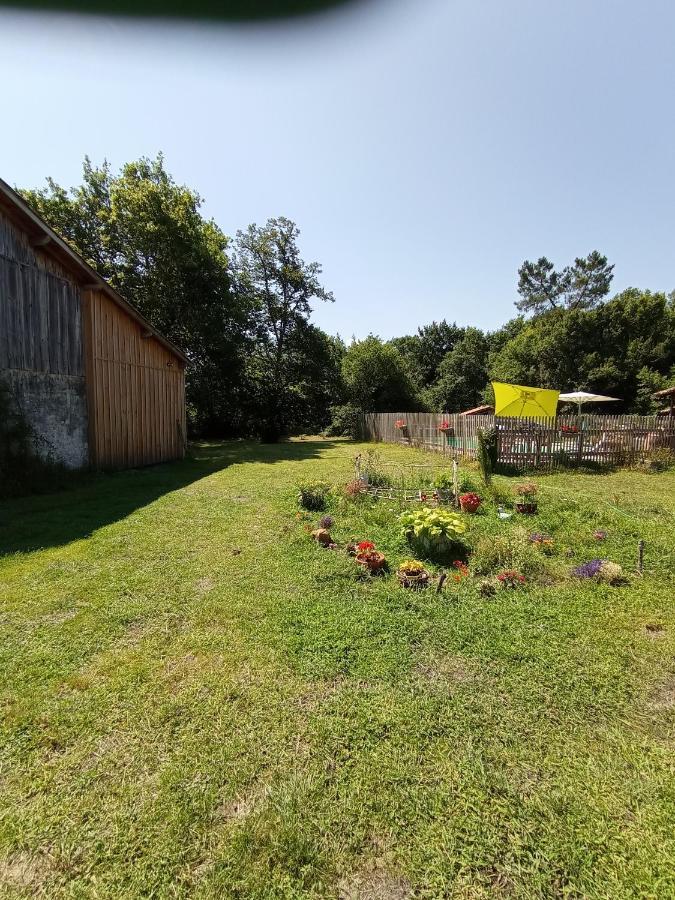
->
[497,570,526,587]
[357,540,375,551]
[452,560,470,581]
[459,492,481,512]
[439,421,451,431]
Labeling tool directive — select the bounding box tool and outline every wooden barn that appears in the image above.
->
[0,177,187,470]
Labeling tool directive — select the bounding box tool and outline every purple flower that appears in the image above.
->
[318,515,334,529]
[572,559,604,579]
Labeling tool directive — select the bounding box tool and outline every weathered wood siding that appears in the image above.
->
[364,412,675,471]
[83,289,186,469]
[0,209,88,468]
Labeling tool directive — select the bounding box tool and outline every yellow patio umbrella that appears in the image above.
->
[492,381,559,418]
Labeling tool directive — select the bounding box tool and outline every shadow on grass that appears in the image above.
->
[0,438,344,556]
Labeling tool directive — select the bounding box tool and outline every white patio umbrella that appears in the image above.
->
[558,391,620,415]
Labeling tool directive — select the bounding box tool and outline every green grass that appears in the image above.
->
[1,439,674,899]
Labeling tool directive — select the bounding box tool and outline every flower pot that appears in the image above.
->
[459,498,481,514]
[311,528,333,546]
[356,550,387,572]
[515,501,538,515]
[396,569,429,589]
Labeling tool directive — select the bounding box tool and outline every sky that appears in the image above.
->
[1,0,674,340]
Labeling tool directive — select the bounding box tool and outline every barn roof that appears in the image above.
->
[0,177,189,365]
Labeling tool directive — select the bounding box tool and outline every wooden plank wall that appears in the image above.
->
[1,209,89,468]
[364,412,675,471]
[0,211,84,377]
[83,289,186,469]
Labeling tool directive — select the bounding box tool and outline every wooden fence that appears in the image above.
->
[363,412,675,471]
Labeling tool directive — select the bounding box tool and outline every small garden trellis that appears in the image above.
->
[354,453,461,505]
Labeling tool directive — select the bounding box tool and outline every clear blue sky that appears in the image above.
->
[1,0,673,339]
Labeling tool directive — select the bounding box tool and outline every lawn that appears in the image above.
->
[1,439,674,899]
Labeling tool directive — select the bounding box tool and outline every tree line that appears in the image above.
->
[22,156,675,439]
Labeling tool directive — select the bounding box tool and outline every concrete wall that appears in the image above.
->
[0,209,89,469]
[2,371,89,469]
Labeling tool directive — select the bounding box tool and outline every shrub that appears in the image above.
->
[488,483,513,507]
[433,471,454,491]
[344,479,367,499]
[636,449,675,472]
[362,449,392,488]
[324,404,364,439]
[598,561,627,585]
[477,427,498,484]
[471,528,542,575]
[399,507,467,562]
[459,471,480,494]
[298,481,329,511]
[478,580,497,597]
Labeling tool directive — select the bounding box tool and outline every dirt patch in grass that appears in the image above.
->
[644,623,666,640]
[649,675,675,710]
[415,653,478,685]
[338,868,412,900]
[482,865,516,896]
[0,851,52,890]
[195,577,215,594]
[40,608,79,626]
[214,782,269,823]
[214,793,256,822]
[294,677,346,711]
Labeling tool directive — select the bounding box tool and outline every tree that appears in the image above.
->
[516,251,614,314]
[22,156,251,436]
[425,328,489,412]
[232,217,334,439]
[390,320,464,389]
[341,337,421,412]
[633,366,675,414]
[490,289,675,409]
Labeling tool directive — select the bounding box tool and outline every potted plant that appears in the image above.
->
[311,527,333,546]
[459,491,481,514]
[394,419,409,441]
[355,540,387,573]
[398,507,467,562]
[438,420,454,440]
[514,483,538,514]
[396,559,430,589]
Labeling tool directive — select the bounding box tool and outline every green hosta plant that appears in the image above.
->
[399,506,467,561]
